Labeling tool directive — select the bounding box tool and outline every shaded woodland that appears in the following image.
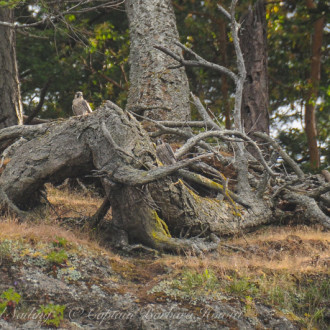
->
[0,0,329,254]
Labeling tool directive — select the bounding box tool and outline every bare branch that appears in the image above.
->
[217,4,231,20]
[25,79,52,125]
[98,153,214,186]
[154,43,237,83]
[0,123,50,144]
[178,169,251,209]
[0,18,48,29]
[155,120,212,128]
[0,1,125,29]
[307,183,330,199]
[175,130,277,177]
[131,111,232,165]
[284,190,330,229]
[231,0,246,132]
[253,132,305,178]
[190,93,222,130]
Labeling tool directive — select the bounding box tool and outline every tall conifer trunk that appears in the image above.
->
[125,0,191,122]
[305,0,324,170]
[239,0,269,140]
[0,7,23,129]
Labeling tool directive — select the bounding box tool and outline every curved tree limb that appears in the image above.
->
[25,78,52,125]
[96,153,214,186]
[283,189,330,229]
[178,169,251,209]
[154,43,237,83]
[254,132,305,178]
[154,120,213,128]
[175,130,276,177]
[190,93,222,130]
[0,123,50,144]
[132,111,233,166]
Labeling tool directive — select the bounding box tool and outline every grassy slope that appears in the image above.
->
[0,185,329,329]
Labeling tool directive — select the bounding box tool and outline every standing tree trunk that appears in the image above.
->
[219,19,231,130]
[0,7,23,129]
[304,0,324,170]
[239,0,269,139]
[125,0,191,122]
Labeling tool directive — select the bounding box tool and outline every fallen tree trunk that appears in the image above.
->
[0,102,274,252]
[1,102,328,253]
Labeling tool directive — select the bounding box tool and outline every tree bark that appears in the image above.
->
[1,1,328,254]
[219,19,231,129]
[0,7,23,129]
[0,103,273,252]
[304,0,324,170]
[1,102,329,250]
[239,0,269,138]
[125,0,191,122]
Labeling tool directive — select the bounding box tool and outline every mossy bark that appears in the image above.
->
[125,0,191,122]
[0,103,271,252]
[0,8,23,129]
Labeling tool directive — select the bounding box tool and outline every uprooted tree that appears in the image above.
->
[0,0,329,254]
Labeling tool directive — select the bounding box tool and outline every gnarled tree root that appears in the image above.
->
[283,190,330,229]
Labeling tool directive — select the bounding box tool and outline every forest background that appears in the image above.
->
[0,1,329,328]
[2,0,328,171]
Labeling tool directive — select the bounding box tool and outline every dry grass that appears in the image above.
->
[230,225,329,244]
[1,186,328,328]
[46,183,106,219]
[154,225,329,277]
[0,216,109,254]
[1,186,328,278]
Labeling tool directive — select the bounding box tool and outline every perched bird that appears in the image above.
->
[156,139,176,165]
[72,91,93,116]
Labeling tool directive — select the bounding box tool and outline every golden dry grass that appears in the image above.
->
[0,216,106,253]
[230,225,329,244]
[46,183,105,219]
[1,186,329,278]
[1,187,328,329]
[154,225,329,277]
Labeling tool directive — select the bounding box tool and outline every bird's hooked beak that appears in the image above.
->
[75,91,83,98]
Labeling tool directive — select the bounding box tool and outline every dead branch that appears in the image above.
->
[0,1,125,29]
[178,169,251,209]
[307,183,330,199]
[190,93,222,130]
[0,123,50,144]
[154,43,237,83]
[154,120,213,129]
[23,115,49,125]
[96,153,214,186]
[175,130,276,177]
[25,79,52,125]
[283,189,330,229]
[132,112,232,165]
[254,132,305,178]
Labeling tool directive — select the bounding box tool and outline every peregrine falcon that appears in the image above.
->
[72,91,93,116]
[156,139,176,165]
